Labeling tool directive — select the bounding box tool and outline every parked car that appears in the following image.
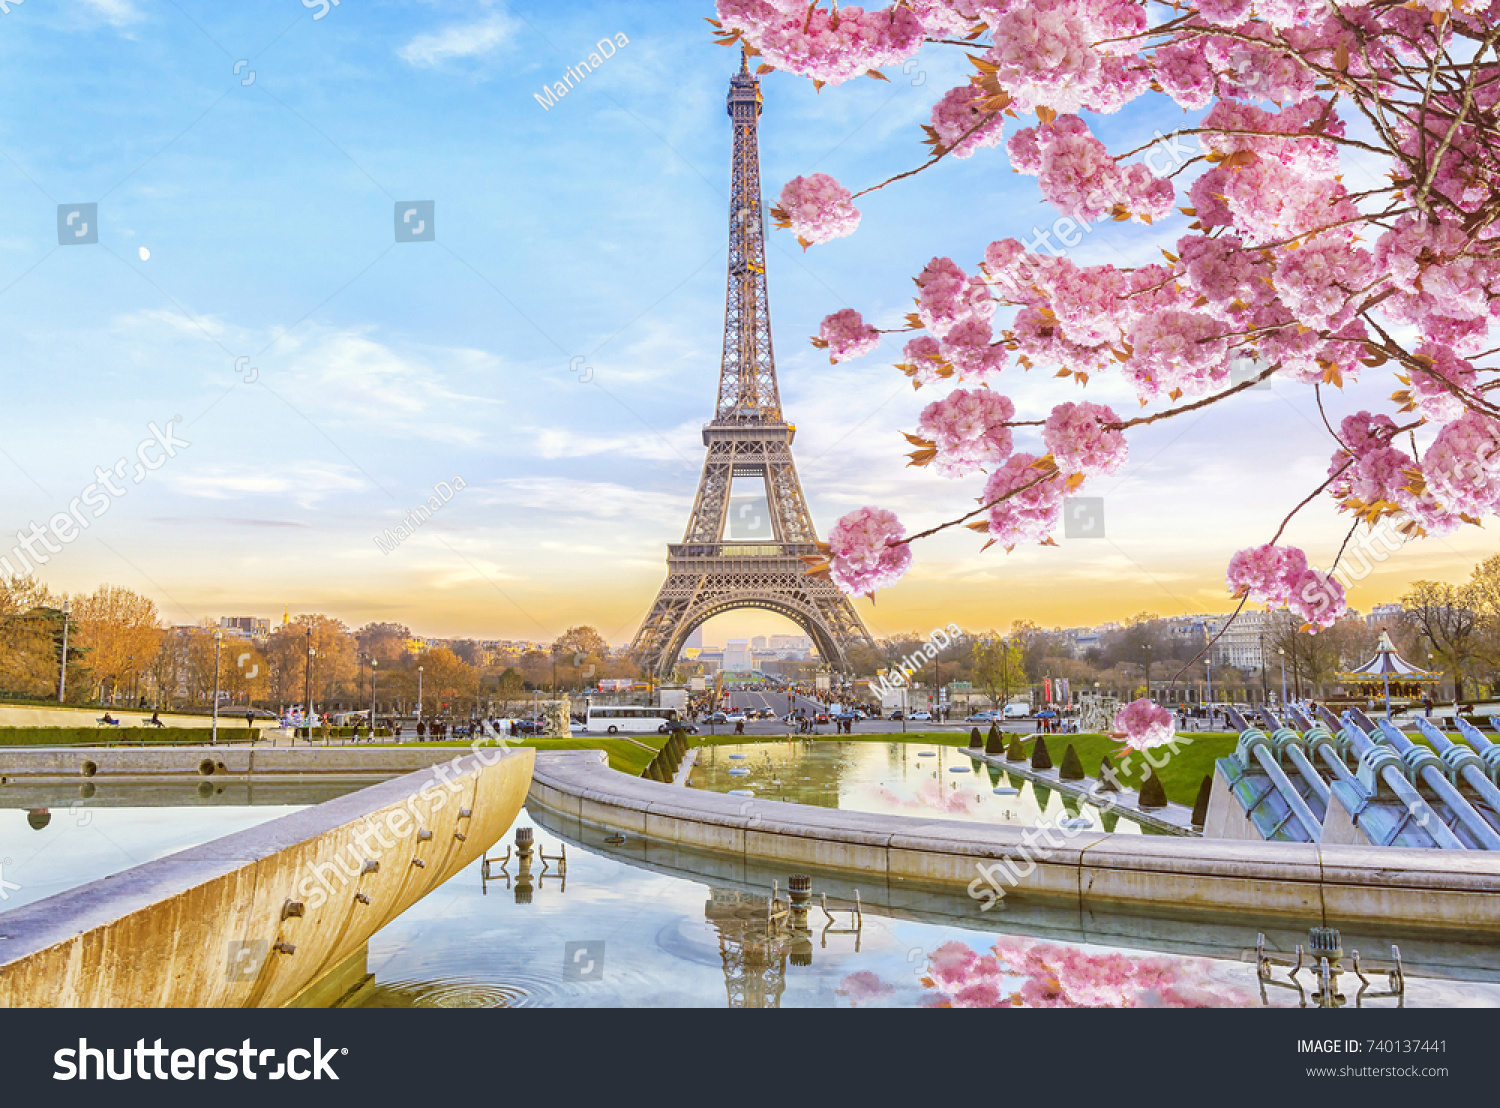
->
[657,722,700,734]
[706,712,729,724]
[909,710,933,721]
[888,710,904,721]
[724,712,748,724]
[965,710,1001,722]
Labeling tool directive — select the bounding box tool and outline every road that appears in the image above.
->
[701,686,1040,736]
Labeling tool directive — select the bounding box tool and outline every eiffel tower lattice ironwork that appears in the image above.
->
[629,57,875,677]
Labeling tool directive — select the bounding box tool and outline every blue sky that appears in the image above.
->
[0,0,1485,646]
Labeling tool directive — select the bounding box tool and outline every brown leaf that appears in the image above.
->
[1332,42,1350,71]
[866,69,890,81]
[1036,105,1057,124]
[965,521,992,533]
[756,63,775,75]
[906,447,939,467]
[903,432,936,447]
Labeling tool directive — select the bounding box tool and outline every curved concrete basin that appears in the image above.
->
[0,747,533,1007]
[530,750,1500,933]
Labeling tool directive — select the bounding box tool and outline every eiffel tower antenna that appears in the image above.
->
[629,62,876,679]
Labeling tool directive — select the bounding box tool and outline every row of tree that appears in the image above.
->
[0,576,639,716]
[10,559,1500,714]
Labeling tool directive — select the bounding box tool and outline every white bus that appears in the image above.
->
[585,705,682,734]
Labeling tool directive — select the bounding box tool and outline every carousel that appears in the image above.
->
[1335,631,1443,718]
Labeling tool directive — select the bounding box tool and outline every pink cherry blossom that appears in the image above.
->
[941,317,1008,380]
[1424,412,1500,518]
[1042,401,1127,479]
[901,334,949,387]
[717,2,925,86]
[775,173,860,246]
[1114,698,1175,751]
[914,256,976,338]
[827,506,913,596]
[1226,543,1309,608]
[817,308,880,363]
[916,388,1016,475]
[982,453,1066,547]
[928,83,1008,159]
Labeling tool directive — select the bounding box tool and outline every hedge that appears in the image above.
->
[0,727,260,746]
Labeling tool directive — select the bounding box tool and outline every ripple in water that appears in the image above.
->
[366,978,531,1008]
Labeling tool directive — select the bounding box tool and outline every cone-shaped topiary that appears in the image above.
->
[1005,735,1027,761]
[1191,774,1213,827]
[1059,743,1084,781]
[986,723,1004,755]
[1138,767,1168,809]
[1030,737,1053,770]
[1032,782,1053,811]
[969,727,982,749]
[1097,755,1120,791]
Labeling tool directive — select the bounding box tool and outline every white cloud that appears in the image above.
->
[77,0,143,27]
[276,332,498,445]
[399,14,513,67]
[475,477,692,528]
[167,462,365,510]
[533,424,700,465]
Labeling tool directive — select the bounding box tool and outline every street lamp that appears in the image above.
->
[417,665,424,726]
[1142,643,1152,703]
[303,628,314,736]
[57,599,70,704]
[211,630,223,747]
[1278,646,1288,709]
[370,658,379,741]
[1205,655,1213,707]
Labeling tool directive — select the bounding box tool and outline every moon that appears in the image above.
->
[138,247,150,261]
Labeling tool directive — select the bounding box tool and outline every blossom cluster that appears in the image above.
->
[775,173,860,247]
[1225,542,1346,630]
[826,506,913,597]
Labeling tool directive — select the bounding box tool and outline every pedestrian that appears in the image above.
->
[417,720,426,741]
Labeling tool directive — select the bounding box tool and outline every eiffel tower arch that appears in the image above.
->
[629,57,876,678]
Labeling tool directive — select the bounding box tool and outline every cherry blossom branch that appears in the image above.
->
[890,469,1057,545]
[849,109,1003,200]
[1166,594,1248,690]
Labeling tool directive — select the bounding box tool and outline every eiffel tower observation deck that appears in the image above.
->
[629,56,876,678]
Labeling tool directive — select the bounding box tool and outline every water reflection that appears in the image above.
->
[346,807,1500,1009]
[689,741,1142,833]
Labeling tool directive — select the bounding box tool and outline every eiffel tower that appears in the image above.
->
[629,57,875,678]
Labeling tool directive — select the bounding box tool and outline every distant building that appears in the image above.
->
[724,638,753,671]
[219,616,270,641]
[1367,602,1404,629]
[768,633,811,653]
[686,626,704,650]
[751,635,767,650]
